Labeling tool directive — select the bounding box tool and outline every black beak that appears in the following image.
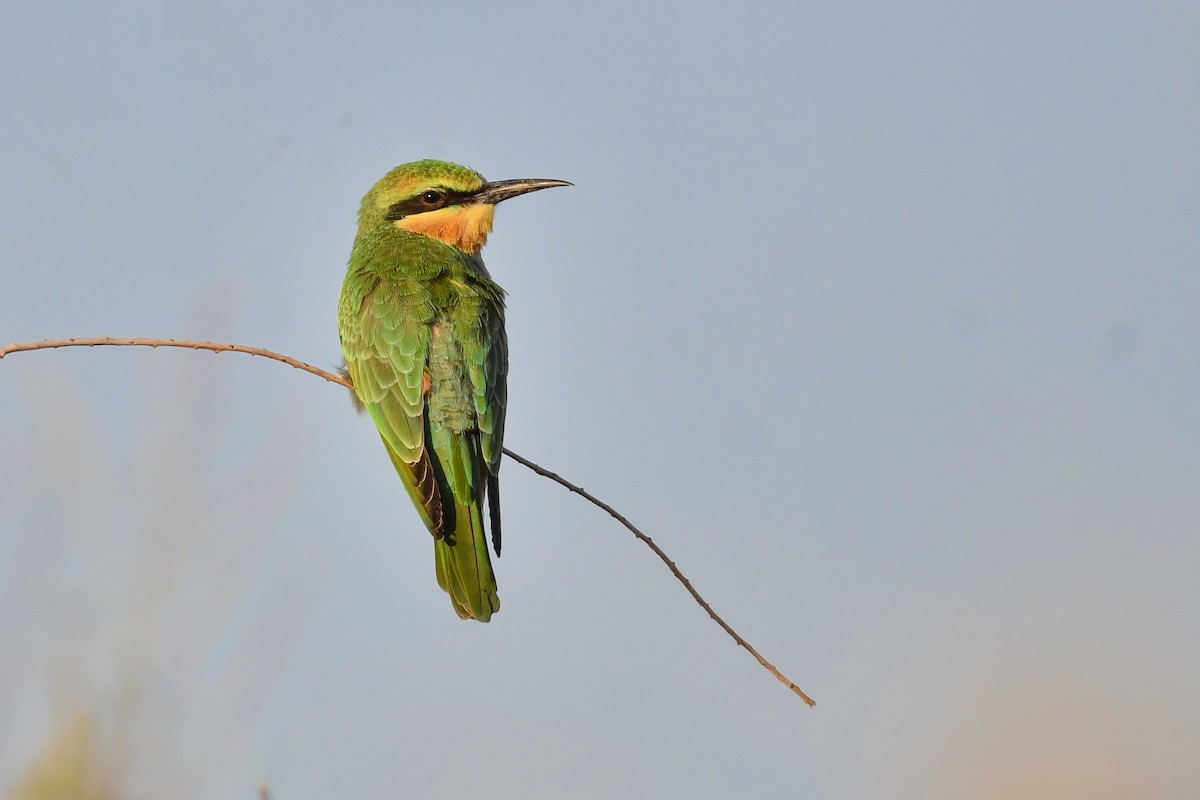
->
[469,178,573,205]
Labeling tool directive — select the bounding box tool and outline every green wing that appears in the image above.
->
[462,295,508,551]
[339,276,444,533]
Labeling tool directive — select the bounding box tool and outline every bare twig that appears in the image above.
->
[0,337,352,388]
[1,335,814,705]
[500,449,816,705]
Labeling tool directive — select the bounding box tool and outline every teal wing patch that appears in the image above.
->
[463,299,508,474]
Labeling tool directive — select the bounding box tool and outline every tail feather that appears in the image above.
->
[487,471,502,556]
[434,495,499,621]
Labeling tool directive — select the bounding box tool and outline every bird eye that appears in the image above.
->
[421,190,443,204]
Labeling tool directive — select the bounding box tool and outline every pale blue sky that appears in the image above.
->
[2,2,1198,797]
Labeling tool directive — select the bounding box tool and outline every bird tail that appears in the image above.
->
[434,492,499,622]
[379,433,499,622]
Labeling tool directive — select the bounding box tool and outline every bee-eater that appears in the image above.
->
[339,160,570,622]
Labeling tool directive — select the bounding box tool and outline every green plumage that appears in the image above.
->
[339,161,508,622]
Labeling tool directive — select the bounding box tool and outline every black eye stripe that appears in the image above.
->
[385,187,474,220]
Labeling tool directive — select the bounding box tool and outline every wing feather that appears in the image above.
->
[341,278,444,535]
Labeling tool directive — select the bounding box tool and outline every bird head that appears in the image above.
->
[359,159,571,254]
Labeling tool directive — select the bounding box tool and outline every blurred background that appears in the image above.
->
[1,2,1198,797]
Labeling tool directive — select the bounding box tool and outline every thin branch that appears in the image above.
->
[500,448,816,706]
[1,335,814,706]
[0,337,352,389]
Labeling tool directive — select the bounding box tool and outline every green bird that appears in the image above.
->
[339,160,570,622]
